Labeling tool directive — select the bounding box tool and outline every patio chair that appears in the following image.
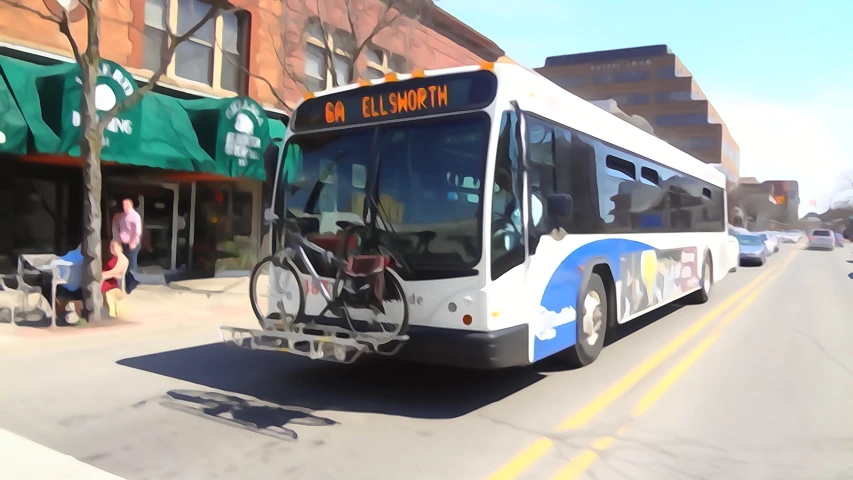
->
[0,274,48,325]
[0,275,24,325]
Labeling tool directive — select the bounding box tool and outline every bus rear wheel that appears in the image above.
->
[562,273,608,368]
[685,255,712,304]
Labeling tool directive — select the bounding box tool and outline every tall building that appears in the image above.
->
[535,45,740,183]
[0,0,503,277]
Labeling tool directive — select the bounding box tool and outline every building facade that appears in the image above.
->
[535,45,740,183]
[0,0,502,279]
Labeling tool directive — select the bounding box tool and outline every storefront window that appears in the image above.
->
[193,183,257,274]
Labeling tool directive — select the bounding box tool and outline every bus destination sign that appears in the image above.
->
[292,70,497,132]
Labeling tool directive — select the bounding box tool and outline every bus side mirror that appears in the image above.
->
[546,194,573,219]
[264,208,279,224]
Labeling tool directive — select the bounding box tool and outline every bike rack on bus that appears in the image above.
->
[218,322,408,364]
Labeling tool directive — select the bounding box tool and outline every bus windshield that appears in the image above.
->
[279,113,490,280]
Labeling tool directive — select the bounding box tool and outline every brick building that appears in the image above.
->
[0,0,502,110]
[535,45,740,183]
[0,0,502,278]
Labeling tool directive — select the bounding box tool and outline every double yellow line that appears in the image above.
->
[486,251,798,480]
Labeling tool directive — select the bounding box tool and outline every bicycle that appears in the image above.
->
[249,213,409,356]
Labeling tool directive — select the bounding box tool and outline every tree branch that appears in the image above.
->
[58,13,83,65]
[216,36,295,112]
[96,0,227,130]
[0,0,60,22]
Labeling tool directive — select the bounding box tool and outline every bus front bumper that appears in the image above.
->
[396,324,529,370]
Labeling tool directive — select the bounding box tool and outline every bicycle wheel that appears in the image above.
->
[249,256,304,330]
[375,269,409,337]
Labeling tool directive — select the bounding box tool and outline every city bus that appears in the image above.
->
[219,62,731,369]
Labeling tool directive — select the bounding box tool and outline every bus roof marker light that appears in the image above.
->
[411,68,426,78]
[358,79,371,87]
[479,61,494,71]
[303,92,315,100]
[384,72,398,82]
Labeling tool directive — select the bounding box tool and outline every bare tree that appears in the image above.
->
[226,0,434,112]
[1,0,228,321]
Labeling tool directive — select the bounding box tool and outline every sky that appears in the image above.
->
[441,0,853,216]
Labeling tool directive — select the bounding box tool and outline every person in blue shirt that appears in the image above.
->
[56,245,84,300]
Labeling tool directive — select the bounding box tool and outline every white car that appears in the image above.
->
[807,229,835,250]
[757,232,778,255]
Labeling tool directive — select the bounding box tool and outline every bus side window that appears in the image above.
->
[526,120,556,254]
[491,111,524,281]
[596,152,637,233]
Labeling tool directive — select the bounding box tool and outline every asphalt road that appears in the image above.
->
[1,243,852,480]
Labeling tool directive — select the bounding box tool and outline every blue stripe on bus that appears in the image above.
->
[533,238,655,362]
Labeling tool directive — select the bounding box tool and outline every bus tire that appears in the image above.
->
[562,273,608,368]
[686,254,712,304]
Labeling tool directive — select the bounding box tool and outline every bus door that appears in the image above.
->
[511,102,580,362]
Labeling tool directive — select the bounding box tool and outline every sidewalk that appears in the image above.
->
[0,429,127,480]
[0,277,259,350]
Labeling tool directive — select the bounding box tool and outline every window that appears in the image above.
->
[220,10,249,92]
[551,74,588,89]
[655,90,692,103]
[174,0,215,85]
[671,137,717,151]
[641,167,659,186]
[364,46,409,80]
[722,139,739,164]
[528,122,554,166]
[517,113,725,235]
[607,93,650,106]
[655,113,707,127]
[142,0,167,70]
[142,0,248,92]
[597,153,636,231]
[491,111,524,280]
[594,70,650,84]
[303,20,362,90]
[280,114,489,280]
[657,67,677,79]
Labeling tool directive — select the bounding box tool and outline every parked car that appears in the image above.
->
[757,232,779,254]
[807,229,835,250]
[835,232,845,248]
[723,231,740,273]
[736,234,768,266]
[776,230,803,244]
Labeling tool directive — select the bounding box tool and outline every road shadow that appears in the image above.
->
[848,273,853,280]
[846,260,853,264]
[159,389,336,441]
[118,343,545,421]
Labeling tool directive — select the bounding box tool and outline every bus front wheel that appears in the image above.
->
[563,273,608,368]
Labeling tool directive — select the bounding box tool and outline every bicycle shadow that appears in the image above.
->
[118,343,545,421]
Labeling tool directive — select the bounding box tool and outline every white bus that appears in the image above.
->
[220,62,732,369]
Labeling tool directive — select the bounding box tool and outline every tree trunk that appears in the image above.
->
[80,0,104,322]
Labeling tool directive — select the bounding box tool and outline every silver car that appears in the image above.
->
[736,234,767,266]
[807,229,835,250]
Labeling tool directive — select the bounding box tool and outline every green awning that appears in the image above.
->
[64,93,215,172]
[180,96,271,181]
[0,55,279,180]
[0,68,28,154]
[0,56,74,153]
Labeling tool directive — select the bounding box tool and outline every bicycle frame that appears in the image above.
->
[288,236,337,305]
